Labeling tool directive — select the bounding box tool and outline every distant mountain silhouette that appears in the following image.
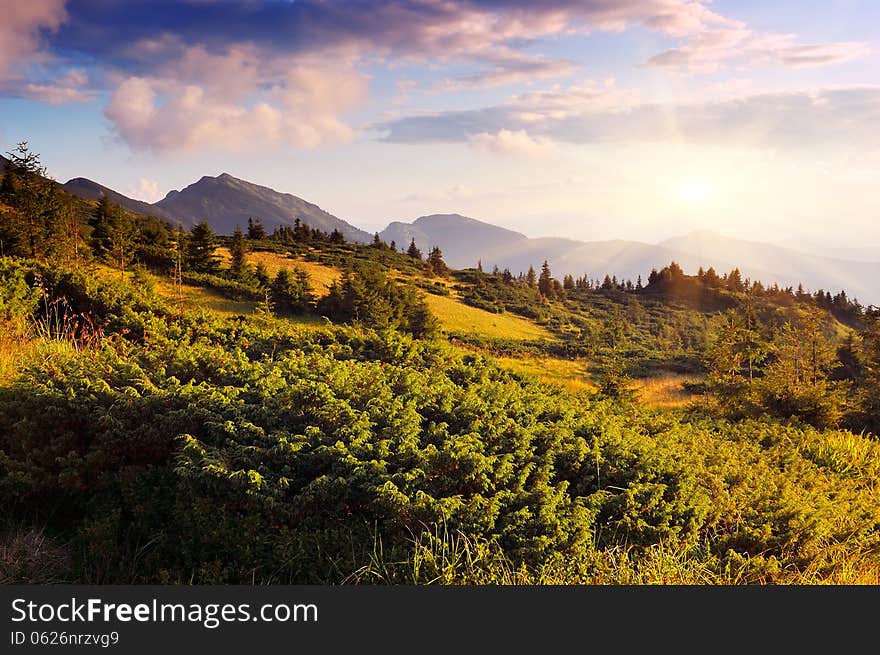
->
[383,215,880,304]
[52,164,880,304]
[661,231,880,303]
[381,214,526,267]
[155,173,371,242]
[62,178,174,221]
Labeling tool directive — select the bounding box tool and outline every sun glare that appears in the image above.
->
[676,178,715,204]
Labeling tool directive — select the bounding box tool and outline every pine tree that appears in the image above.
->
[597,307,634,400]
[526,266,537,288]
[406,238,422,260]
[254,262,270,287]
[269,267,313,315]
[247,217,267,240]
[426,246,447,276]
[186,221,220,273]
[853,314,880,433]
[89,195,135,276]
[705,309,752,418]
[538,261,555,299]
[230,226,249,279]
[758,309,842,428]
[4,142,59,258]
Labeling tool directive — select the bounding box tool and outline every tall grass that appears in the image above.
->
[344,528,880,585]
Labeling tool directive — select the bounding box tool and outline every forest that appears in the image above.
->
[1,143,880,584]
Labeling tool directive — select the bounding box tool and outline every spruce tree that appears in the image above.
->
[247,217,267,240]
[426,246,447,276]
[229,226,249,279]
[186,220,220,273]
[269,267,313,315]
[538,261,555,299]
[406,238,422,260]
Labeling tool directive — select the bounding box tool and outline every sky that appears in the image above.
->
[1,0,879,251]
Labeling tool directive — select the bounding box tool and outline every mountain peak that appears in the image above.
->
[155,173,370,241]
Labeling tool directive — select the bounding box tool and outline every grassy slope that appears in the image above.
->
[216,247,342,295]
[423,292,552,341]
[135,248,701,404]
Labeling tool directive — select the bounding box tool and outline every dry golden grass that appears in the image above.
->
[0,328,30,382]
[216,247,342,297]
[423,294,552,341]
[155,280,259,317]
[493,355,597,393]
[634,374,704,409]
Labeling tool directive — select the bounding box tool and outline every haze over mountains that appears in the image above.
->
[43,168,880,305]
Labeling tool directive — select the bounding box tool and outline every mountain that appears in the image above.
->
[155,173,371,242]
[383,215,880,304]
[380,214,527,267]
[661,231,880,304]
[62,178,174,221]
[774,238,880,263]
[381,214,694,279]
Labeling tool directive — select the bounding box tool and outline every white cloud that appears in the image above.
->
[647,27,870,73]
[469,129,556,158]
[20,69,93,104]
[104,56,368,153]
[126,178,163,203]
[402,184,474,203]
[436,58,577,92]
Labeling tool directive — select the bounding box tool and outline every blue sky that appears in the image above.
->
[1,0,879,250]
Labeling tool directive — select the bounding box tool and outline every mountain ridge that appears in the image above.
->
[383,214,880,304]
[153,172,372,242]
[52,167,880,304]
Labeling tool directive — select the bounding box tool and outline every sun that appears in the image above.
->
[676,178,715,204]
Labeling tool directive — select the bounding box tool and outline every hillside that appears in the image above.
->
[63,177,174,221]
[2,233,879,585]
[155,173,371,242]
[384,214,880,305]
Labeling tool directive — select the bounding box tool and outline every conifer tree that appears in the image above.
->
[406,238,422,260]
[538,261,555,299]
[230,226,249,279]
[269,267,313,315]
[4,142,61,258]
[186,220,220,273]
[426,246,447,276]
[247,217,267,240]
[89,195,135,275]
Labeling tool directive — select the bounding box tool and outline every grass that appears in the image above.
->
[153,279,258,317]
[0,326,31,383]
[423,293,552,341]
[216,247,342,296]
[634,373,704,409]
[494,355,596,393]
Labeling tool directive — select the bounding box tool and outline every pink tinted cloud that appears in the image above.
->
[469,129,556,158]
[0,0,67,83]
